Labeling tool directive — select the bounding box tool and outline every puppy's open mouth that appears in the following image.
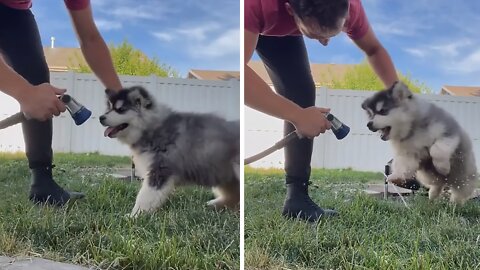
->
[104,124,129,138]
[380,126,391,141]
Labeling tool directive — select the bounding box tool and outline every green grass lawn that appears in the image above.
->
[245,166,480,270]
[0,153,239,270]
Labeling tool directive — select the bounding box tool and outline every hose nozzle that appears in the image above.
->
[60,94,92,125]
[325,112,350,140]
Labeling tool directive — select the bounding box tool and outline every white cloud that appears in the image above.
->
[404,48,427,58]
[405,38,472,56]
[191,28,239,58]
[95,19,122,31]
[405,39,480,75]
[151,22,222,42]
[374,24,411,37]
[445,49,480,74]
[151,22,238,59]
[109,7,156,19]
[372,19,431,37]
[92,1,176,21]
[176,23,221,41]
[152,32,174,42]
[429,39,473,57]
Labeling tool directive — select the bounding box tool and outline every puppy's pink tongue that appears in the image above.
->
[104,127,115,137]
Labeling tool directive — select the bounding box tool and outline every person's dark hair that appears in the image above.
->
[288,0,349,30]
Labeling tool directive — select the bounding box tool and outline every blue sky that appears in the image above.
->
[31,0,240,77]
[251,0,480,93]
[31,1,480,92]
[360,0,480,92]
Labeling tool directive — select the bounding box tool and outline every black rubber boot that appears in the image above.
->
[29,165,84,206]
[282,181,338,222]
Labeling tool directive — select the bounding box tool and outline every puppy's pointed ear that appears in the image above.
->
[361,99,368,110]
[389,81,413,101]
[105,89,116,99]
[129,86,154,109]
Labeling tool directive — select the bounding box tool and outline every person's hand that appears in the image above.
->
[291,106,332,138]
[18,83,67,121]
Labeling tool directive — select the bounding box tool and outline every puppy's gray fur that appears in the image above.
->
[361,81,478,205]
[100,86,239,217]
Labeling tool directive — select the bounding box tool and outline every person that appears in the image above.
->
[244,0,399,222]
[0,0,122,206]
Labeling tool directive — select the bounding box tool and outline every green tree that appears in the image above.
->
[330,60,431,93]
[72,40,178,77]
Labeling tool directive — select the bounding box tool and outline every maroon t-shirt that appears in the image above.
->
[245,0,370,40]
[0,0,89,10]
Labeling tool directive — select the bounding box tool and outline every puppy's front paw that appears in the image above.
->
[433,159,450,176]
[207,198,227,211]
[127,207,142,219]
[386,173,404,183]
[124,213,135,219]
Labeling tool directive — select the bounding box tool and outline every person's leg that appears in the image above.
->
[0,4,83,205]
[255,35,337,221]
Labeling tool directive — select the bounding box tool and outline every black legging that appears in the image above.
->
[0,4,53,169]
[255,35,315,185]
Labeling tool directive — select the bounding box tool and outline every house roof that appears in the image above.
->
[247,60,356,87]
[187,69,240,81]
[441,85,480,96]
[42,48,241,81]
[43,47,85,71]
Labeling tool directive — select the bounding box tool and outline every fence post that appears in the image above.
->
[228,79,240,120]
[149,74,158,90]
[313,86,329,168]
[66,70,76,96]
[66,71,76,153]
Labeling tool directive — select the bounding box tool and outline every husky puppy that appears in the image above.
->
[361,81,478,205]
[100,86,240,217]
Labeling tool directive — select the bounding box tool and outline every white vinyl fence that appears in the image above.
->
[3,74,480,173]
[246,87,480,172]
[0,71,240,156]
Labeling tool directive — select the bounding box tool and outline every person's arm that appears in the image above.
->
[353,27,398,87]
[0,56,34,102]
[67,5,122,91]
[244,30,303,122]
[244,30,330,138]
[0,56,66,120]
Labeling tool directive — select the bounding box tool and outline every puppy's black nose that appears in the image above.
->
[99,115,106,124]
[367,121,378,132]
